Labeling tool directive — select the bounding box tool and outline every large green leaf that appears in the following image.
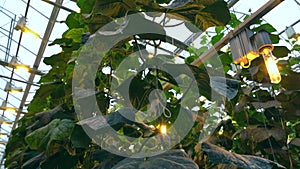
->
[64,28,87,43]
[40,150,78,169]
[239,125,287,145]
[77,0,96,14]
[273,46,290,58]
[25,119,75,153]
[167,1,230,31]
[111,149,199,169]
[88,0,229,33]
[70,125,91,148]
[66,13,85,29]
[77,108,152,131]
[21,152,45,169]
[252,23,277,33]
[201,142,286,169]
[28,83,66,113]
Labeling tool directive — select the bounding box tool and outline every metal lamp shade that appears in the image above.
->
[230,28,259,68]
[254,29,273,53]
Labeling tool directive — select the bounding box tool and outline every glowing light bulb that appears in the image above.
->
[4,107,16,114]
[296,34,300,42]
[148,53,154,59]
[10,88,23,93]
[261,48,281,84]
[159,124,167,135]
[1,121,13,125]
[15,64,30,72]
[0,133,8,137]
[21,27,40,39]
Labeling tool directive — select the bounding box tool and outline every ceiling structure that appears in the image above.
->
[0,0,79,165]
[0,0,299,167]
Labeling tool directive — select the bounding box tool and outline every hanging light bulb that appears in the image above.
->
[15,63,30,72]
[9,57,30,72]
[159,124,167,135]
[0,101,17,114]
[4,107,17,114]
[261,48,281,84]
[0,133,8,137]
[255,30,281,84]
[14,16,40,39]
[4,82,23,93]
[21,27,40,39]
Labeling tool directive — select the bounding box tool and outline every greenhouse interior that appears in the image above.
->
[0,0,300,168]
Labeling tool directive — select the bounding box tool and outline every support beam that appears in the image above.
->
[191,0,285,66]
[41,0,76,13]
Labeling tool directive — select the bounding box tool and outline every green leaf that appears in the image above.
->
[116,73,161,109]
[281,71,300,90]
[111,149,198,169]
[26,105,63,130]
[292,44,300,51]
[167,1,230,31]
[64,28,86,43]
[70,125,91,148]
[201,142,286,169]
[211,32,224,45]
[77,108,152,131]
[269,34,280,44]
[273,46,290,58]
[40,150,78,169]
[25,119,75,153]
[228,13,241,28]
[215,26,224,34]
[289,57,300,66]
[28,83,66,113]
[252,23,277,33]
[49,38,73,46]
[21,152,45,169]
[194,1,230,31]
[66,13,85,29]
[219,53,233,65]
[77,0,96,14]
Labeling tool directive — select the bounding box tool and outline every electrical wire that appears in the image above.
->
[21,0,49,19]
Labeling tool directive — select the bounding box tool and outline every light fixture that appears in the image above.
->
[0,117,13,125]
[255,29,281,84]
[230,28,281,84]
[285,26,300,41]
[229,28,259,68]
[0,101,17,114]
[4,57,45,75]
[15,63,30,72]
[14,16,40,39]
[4,82,23,93]
[0,133,8,137]
[9,57,30,72]
[159,124,167,135]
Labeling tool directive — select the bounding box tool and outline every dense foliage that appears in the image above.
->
[4,0,300,168]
